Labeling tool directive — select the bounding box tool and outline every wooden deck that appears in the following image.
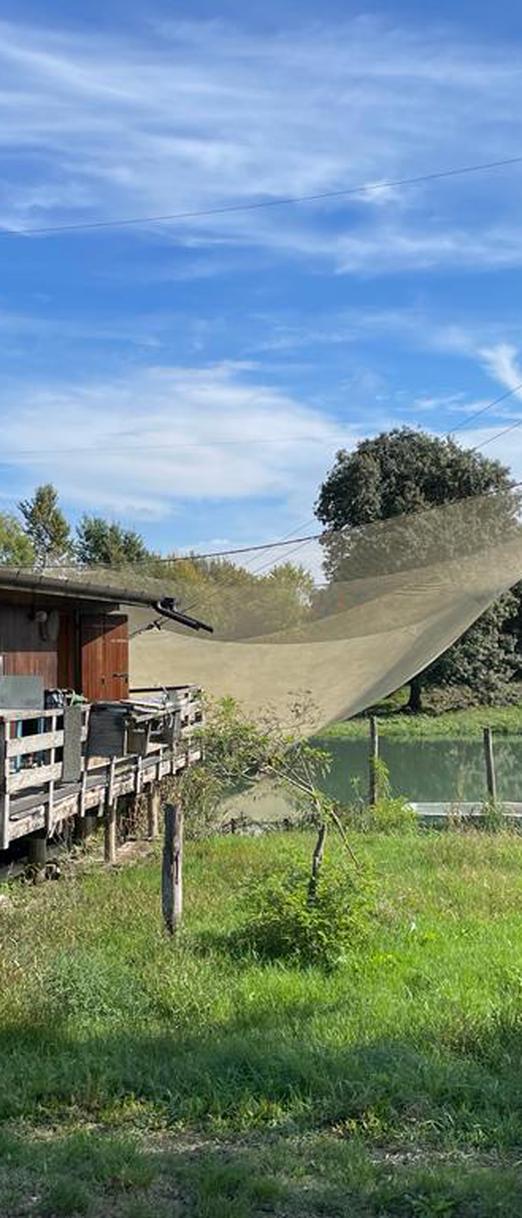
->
[0,687,202,851]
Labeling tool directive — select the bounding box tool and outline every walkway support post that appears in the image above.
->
[147,785,160,840]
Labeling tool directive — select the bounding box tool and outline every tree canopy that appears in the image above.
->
[18,484,72,566]
[75,515,152,568]
[316,428,520,709]
[0,512,35,566]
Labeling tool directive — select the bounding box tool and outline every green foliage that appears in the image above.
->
[40,1176,92,1216]
[41,947,152,1024]
[321,701,522,739]
[170,696,333,837]
[233,861,375,969]
[316,427,514,535]
[75,514,153,567]
[315,428,520,708]
[18,483,72,565]
[428,594,519,705]
[480,799,506,833]
[5,833,522,1213]
[0,511,35,566]
[346,757,417,833]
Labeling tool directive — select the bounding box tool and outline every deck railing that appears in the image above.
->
[0,687,202,851]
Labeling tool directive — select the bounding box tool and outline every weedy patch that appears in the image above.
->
[2,831,522,1215]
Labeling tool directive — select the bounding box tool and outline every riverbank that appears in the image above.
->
[2,830,522,1215]
[321,702,522,740]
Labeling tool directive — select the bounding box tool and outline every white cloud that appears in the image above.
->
[0,362,357,518]
[0,16,520,273]
[480,343,522,397]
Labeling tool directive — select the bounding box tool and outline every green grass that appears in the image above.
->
[321,702,522,740]
[3,830,522,1214]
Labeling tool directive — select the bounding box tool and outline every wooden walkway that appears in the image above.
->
[0,687,201,851]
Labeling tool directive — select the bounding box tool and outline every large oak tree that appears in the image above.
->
[315,428,520,710]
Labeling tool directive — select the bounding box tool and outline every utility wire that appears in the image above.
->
[449,381,522,436]
[471,416,522,452]
[3,154,522,238]
[4,381,522,467]
[0,433,351,463]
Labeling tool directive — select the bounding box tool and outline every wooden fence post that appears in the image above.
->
[369,716,379,805]
[162,802,183,934]
[147,785,160,839]
[483,727,497,803]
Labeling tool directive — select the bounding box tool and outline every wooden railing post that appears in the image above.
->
[0,720,9,852]
[46,712,58,835]
[162,802,183,934]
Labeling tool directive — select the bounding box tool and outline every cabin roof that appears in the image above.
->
[0,568,213,632]
[0,567,159,608]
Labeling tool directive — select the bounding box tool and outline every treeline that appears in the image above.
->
[0,484,314,639]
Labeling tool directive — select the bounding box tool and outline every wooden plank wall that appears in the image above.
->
[0,605,58,688]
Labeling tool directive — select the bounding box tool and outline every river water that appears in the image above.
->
[312,735,522,804]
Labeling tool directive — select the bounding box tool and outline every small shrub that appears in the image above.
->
[360,794,417,834]
[345,759,417,833]
[232,861,375,970]
[480,799,507,833]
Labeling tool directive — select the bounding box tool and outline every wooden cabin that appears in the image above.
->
[0,569,131,705]
[0,569,210,860]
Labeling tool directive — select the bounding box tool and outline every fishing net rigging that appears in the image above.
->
[17,490,522,735]
[126,490,522,733]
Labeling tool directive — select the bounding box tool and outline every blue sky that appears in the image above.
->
[2,1,522,558]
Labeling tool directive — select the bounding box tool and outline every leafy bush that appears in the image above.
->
[480,799,507,833]
[233,861,375,970]
[345,757,417,833]
[351,794,417,834]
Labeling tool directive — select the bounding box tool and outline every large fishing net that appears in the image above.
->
[123,490,522,734]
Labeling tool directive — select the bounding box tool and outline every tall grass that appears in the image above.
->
[2,831,522,1215]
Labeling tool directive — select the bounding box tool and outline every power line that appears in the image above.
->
[3,379,522,466]
[156,533,322,562]
[471,416,522,452]
[449,381,522,436]
[0,433,351,463]
[3,155,522,238]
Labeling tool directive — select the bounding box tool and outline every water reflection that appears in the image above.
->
[312,736,522,804]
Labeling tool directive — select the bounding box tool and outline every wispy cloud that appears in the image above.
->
[0,16,521,273]
[0,362,358,518]
[480,343,522,397]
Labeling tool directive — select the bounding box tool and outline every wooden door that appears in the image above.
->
[80,614,129,702]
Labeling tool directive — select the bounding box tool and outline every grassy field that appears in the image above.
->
[321,702,522,740]
[3,830,522,1215]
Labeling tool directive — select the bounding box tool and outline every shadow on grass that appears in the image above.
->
[2,1005,522,1140]
[3,996,522,1214]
